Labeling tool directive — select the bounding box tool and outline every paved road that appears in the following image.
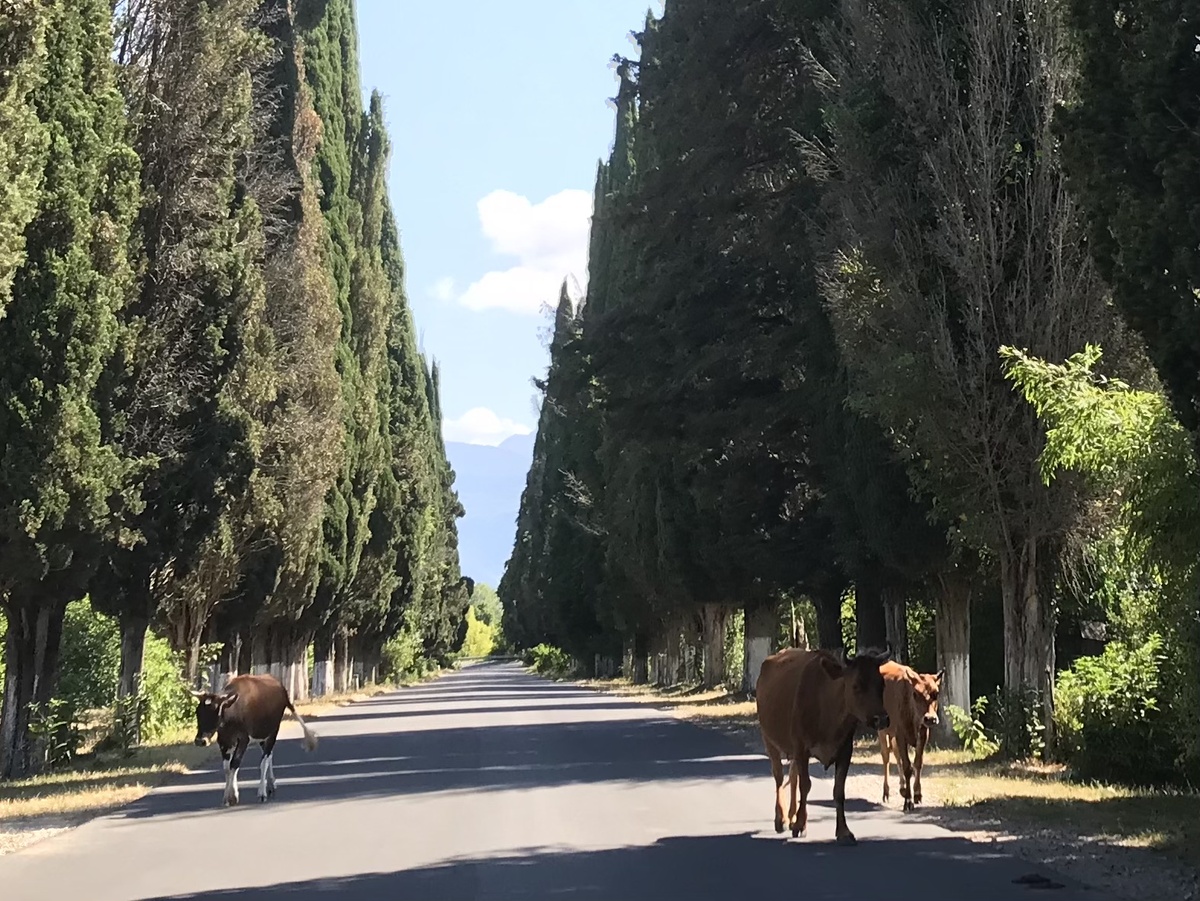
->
[0,661,1109,901]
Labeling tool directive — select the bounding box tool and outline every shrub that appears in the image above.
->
[1054,635,1180,785]
[58,599,120,711]
[946,696,1000,758]
[381,623,426,683]
[137,632,195,742]
[526,643,574,678]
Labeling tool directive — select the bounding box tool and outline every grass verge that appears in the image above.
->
[581,675,1200,872]
[0,668,448,837]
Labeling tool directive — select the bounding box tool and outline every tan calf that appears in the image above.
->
[878,662,943,812]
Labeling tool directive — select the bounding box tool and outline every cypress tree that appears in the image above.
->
[0,0,48,317]
[0,0,139,777]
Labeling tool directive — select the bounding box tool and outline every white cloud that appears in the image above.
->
[443,407,534,447]
[431,277,456,302]
[458,189,592,315]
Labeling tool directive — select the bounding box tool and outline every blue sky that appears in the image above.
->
[357,1,657,447]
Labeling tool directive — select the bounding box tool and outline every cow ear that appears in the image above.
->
[935,669,946,685]
[216,692,238,713]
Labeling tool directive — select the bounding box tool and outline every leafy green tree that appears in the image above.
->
[0,0,139,778]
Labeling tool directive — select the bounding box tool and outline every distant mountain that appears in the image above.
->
[446,432,536,588]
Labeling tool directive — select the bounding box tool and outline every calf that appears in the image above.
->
[192,674,319,807]
[878,662,943,812]
[755,646,890,846]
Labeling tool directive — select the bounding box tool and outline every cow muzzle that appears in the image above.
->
[869,712,889,730]
[194,734,213,747]
[923,713,940,727]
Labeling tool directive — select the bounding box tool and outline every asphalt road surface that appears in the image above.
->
[0,661,1111,901]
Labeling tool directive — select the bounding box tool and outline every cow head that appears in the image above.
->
[913,669,945,728]
[840,646,891,731]
[191,690,238,747]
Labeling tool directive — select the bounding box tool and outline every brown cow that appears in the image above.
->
[878,662,943,812]
[756,646,891,846]
[192,674,319,807]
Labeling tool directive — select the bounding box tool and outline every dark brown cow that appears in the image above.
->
[755,646,890,846]
[192,674,319,807]
[878,661,943,812]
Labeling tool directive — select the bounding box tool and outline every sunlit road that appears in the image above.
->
[0,661,1109,900]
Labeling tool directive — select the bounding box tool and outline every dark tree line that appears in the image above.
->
[500,0,1200,781]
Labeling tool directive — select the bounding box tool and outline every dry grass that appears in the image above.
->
[0,727,209,823]
[585,675,1200,872]
[0,670,446,830]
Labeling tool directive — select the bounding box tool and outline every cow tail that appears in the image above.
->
[287,700,320,752]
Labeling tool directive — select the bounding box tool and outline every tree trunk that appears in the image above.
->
[311,630,334,697]
[116,610,149,746]
[632,632,649,685]
[665,618,683,686]
[621,634,635,681]
[855,570,887,651]
[0,600,68,780]
[334,631,351,693]
[698,604,728,689]
[1000,537,1056,751]
[935,568,972,745]
[743,603,776,694]
[812,585,845,651]
[790,602,809,649]
[882,584,908,664]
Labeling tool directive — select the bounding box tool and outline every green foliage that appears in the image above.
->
[460,607,496,659]
[946,697,1000,758]
[1055,636,1180,786]
[28,698,82,773]
[1004,344,1200,767]
[524,644,575,679]
[58,600,119,712]
[985,687,1047,762]
[380,621,427,684]
[138,633,197,741]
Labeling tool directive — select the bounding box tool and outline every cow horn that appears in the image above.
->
[190,690,205,698]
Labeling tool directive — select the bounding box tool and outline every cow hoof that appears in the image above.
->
[258,794,268,803]
[882,790,889,803]
[224,797,239,808]
[903,799,915,813]
[774,820,784,834]
[914,794,922,806]
[836,832,857,847]
[791,825,803,839]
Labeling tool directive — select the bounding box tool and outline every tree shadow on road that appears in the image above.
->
[139,831,1100,901]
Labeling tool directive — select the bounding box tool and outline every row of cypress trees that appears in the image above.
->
[500,0,1200,762]
[0,0,468,779]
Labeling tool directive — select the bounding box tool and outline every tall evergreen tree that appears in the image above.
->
[0,0,48,318]
[0,0,139,777]
[1058,0,1200,459]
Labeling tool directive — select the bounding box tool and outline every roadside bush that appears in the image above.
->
[946,696,1000,758]
[381,623,426,683]
[138,633,194,742]
[525,643,574,678]
[58,599,120,711]
[1055,635,1180,785]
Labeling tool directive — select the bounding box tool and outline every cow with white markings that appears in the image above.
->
[192,673,319,807]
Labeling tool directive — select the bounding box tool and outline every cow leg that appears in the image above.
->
[880,730,892,803]
[897,734,915,813]
[796,756,812,840]
[913,725,929,807]
[833,733,856,846]
[786,755,801,837]
[224,738,248,807]
[258,736,277,802]
[765,739,786,833]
